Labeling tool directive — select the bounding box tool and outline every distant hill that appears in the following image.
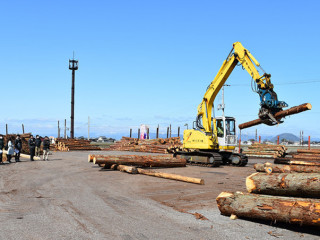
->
[271,133,299,142]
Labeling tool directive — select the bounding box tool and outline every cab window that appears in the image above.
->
[226,119,235,135]
[216,119,224,137]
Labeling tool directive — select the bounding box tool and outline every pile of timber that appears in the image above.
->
[55,138,100,151]
[106,137,182,154]
[88,154,204,184]
[274,148,320,165]
[216,161,320,227]
[243,143,287,158]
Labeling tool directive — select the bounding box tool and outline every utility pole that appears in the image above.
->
[58,121,60,138]
[88,116,90,140]
[69,53,78,139]
[217,84,230,138]
[255,129,257,142]
[300,130,302,146]
[64,119,67,139]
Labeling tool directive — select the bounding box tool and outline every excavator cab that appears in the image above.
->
[215,116,237,150]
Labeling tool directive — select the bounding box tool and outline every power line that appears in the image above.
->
[230,80,320,86]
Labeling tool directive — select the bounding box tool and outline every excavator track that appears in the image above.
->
[174,150,247,167]
[175,151,223,167]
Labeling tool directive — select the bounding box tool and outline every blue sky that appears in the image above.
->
[0,0,319,139]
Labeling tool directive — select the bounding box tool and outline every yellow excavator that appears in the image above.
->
[175,42,288,167]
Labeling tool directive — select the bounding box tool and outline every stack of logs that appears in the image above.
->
[275,149,320,165]
[243,143,287,158]
[88,154,204,184]
[55,139,100,151]
[216,161,320,227]
[106,137,182,154]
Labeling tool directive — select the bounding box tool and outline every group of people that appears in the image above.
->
[0,134,51,163]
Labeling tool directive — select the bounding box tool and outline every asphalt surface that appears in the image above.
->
[0,151,318,240]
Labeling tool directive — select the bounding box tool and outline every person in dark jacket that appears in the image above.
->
[42,136,50,161]
[35,135,42,158]
[14,135,22,162]
[0,135,4,163]
[28,135,36,161]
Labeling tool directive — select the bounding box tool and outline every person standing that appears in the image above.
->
[14,135,22,162]
[35,135,42,158]
[42,136,50,161]
[7,139,14,163]
[28,135,36,161]
[0,135,4,163]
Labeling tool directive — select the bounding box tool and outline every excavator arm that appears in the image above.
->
[196,42,288,134]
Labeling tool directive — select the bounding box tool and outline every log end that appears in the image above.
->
[230,214,238,220]
[246,173,258,193]
[216,191,234,200]
[93,157,97,164]
[265,167,273,174]
[306,103,312,110]
[88,154,94,163]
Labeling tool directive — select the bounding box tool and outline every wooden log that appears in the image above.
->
[93,155,186,168]
[254,163,320,173]
[239,103,312,130]
[274,158,320,166]
[88,154,95,163]
[292,154,320,160]
[117,165,138,174]
[2,150,41,161]
[297,149,320,154]
[136,168,204,185]
[246,172,320,197]
[216,191,320,227]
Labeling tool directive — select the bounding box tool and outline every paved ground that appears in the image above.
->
[0,151,318,240]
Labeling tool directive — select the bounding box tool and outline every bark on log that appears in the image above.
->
[216,191,320,226]
[93,155,186,168]
[274,158,320,166]
[254,163,320,173]
[137,168,204,185]
[239,103,312,130]
[246,172,320,197]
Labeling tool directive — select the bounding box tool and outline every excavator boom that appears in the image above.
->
[197,42,287,135]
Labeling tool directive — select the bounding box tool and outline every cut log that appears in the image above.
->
[2,150,40,161]
[216,191,320,226]
[137,168,204,185]
[292,154,320,160]
[117,165,138,174]
[239,103,312,130]
[254,163,320,173]
[93,155,186,168]
[297,149,320,154]
[88,154,95,163]
[246,172,320,197]
[274,158,320,166]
